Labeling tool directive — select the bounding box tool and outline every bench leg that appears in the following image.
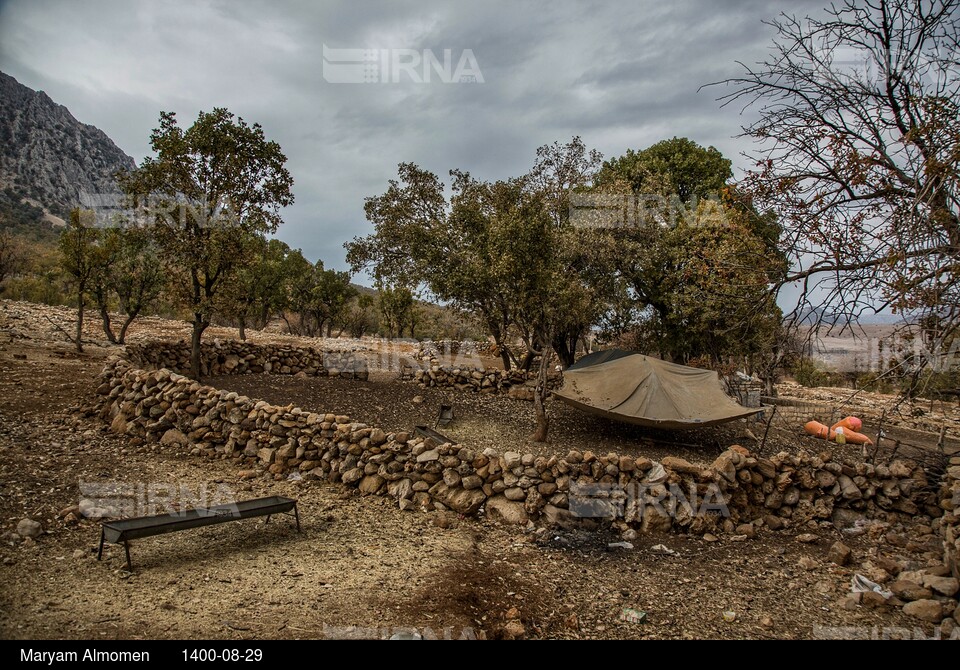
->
[123,541,132,572]
[264,514,271,525]
[97,529,105,561]
[293,504,301,532]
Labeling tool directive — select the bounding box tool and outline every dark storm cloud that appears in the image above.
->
[0,0,827,278]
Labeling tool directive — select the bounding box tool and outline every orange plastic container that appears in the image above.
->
[831,416,863,432]
[804,420,873,446]
[804,420,831,440]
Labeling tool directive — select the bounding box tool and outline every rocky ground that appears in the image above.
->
[0,300,956,639]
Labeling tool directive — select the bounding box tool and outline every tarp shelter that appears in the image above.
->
[553,350,759,429]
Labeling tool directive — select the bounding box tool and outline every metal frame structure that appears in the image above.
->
[96,496,300,571]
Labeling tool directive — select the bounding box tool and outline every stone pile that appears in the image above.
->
[412,365,560,400]
[415,339,500,360]
[942,459,960,578]
[97,358,938,538]
[121,341,368,380]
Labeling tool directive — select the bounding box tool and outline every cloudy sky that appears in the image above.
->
[0,0,827,282]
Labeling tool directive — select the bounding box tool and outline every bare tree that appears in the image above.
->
[713,0,960,361]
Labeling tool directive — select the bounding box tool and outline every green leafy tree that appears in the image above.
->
[253,239,300,329]
[58,209,99,352]
[596,137,731,203]
[377,282,415,338]
[109,227,165,343]
[282,248,314,335]
[595,139,786,371]
[281,254,357,337]
[344,293,377,338]
[225,237,305,337]
[119,108,294,377]
[629,201,784,365]
[526,137,608,369]
[312,267,357,337]
[444,172,542,369]
[88,227,122,343]
[217,232,267,341]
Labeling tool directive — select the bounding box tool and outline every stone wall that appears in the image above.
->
[95,353,943,538]
[943,461,960,579]
[119,341,368,380]
[415,339,500,360]
[412,365,560,400]
[761,396,837,426]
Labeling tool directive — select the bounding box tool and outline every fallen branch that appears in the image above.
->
[42,314,92,346]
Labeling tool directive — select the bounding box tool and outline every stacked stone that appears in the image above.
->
[95,361,937,534]
[414,339,499,361]
[119,341,368,379]
[412,365,559,398]
[942,458,960,579]
[710,449,940,528]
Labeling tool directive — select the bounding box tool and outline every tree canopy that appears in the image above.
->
[592,140,786,368]
[119,108,294,377]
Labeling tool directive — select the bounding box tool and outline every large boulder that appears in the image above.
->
[485,496,529,525]
[429,483,486,516]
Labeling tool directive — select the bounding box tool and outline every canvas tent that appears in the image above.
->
[553,350,759,429]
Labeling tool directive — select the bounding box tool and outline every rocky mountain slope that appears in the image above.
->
[0,71,135,217]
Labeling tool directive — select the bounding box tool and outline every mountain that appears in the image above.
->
[0,71,135,218]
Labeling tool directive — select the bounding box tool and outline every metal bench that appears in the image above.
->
[97,496,300,571]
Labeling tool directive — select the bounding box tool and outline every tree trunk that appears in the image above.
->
[98,300,116,344]
[520,350,535,372]
[75,293,85,354]
[238,313,247,341]
[190,316,208,379]
[530,347,551,443]
[490,326,512,371]
[118,310,139,344]
[552,333,577,368]
[499,347,512,372]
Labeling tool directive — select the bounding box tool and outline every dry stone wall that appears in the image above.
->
[943,461,960,578]
[412,365,559,400]
[415,339,499,360]
[95,344,946,540]
[119,341,368,379]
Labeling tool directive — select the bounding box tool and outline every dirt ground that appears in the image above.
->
[0,301,953,640]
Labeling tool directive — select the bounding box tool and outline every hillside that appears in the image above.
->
[0,71,135,219]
